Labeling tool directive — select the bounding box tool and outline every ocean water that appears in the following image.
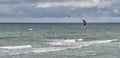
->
[0,23,119,58]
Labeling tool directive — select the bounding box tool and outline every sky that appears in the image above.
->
[0,0,120,23]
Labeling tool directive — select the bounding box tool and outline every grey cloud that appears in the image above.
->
[0,0,120,18]
[0,0,103,4]
[0,0,71,4]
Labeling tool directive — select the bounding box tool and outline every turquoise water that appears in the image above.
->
[0,23,120,58]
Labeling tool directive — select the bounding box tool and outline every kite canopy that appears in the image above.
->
[82,19,87,26]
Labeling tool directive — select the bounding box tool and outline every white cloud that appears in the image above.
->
[113,9,120,13]
[36,0,112,8]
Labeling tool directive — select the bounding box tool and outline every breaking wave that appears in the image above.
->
[0,45,32,49]
[0,39,117,56]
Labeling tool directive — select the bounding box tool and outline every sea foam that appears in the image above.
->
[0,45,32,49]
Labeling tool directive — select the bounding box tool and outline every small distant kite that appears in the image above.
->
[67,14,70,18]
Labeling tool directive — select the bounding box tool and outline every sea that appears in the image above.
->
[0,23,119,58]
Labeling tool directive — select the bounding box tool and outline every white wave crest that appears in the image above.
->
[32,46,82,53]
[31,47,66,53]
[0,45,32,49]
[63,38,83,42]
[47,42,63,45]
[47,39,117,47]
[47,38,83,45]
[88,39,117,44]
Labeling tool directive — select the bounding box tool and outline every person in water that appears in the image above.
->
[75,39,79,42]
[64,38,67,40]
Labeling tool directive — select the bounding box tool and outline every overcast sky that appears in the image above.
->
[0,0,120,23]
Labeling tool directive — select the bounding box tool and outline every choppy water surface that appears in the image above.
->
[0,23,120,58]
